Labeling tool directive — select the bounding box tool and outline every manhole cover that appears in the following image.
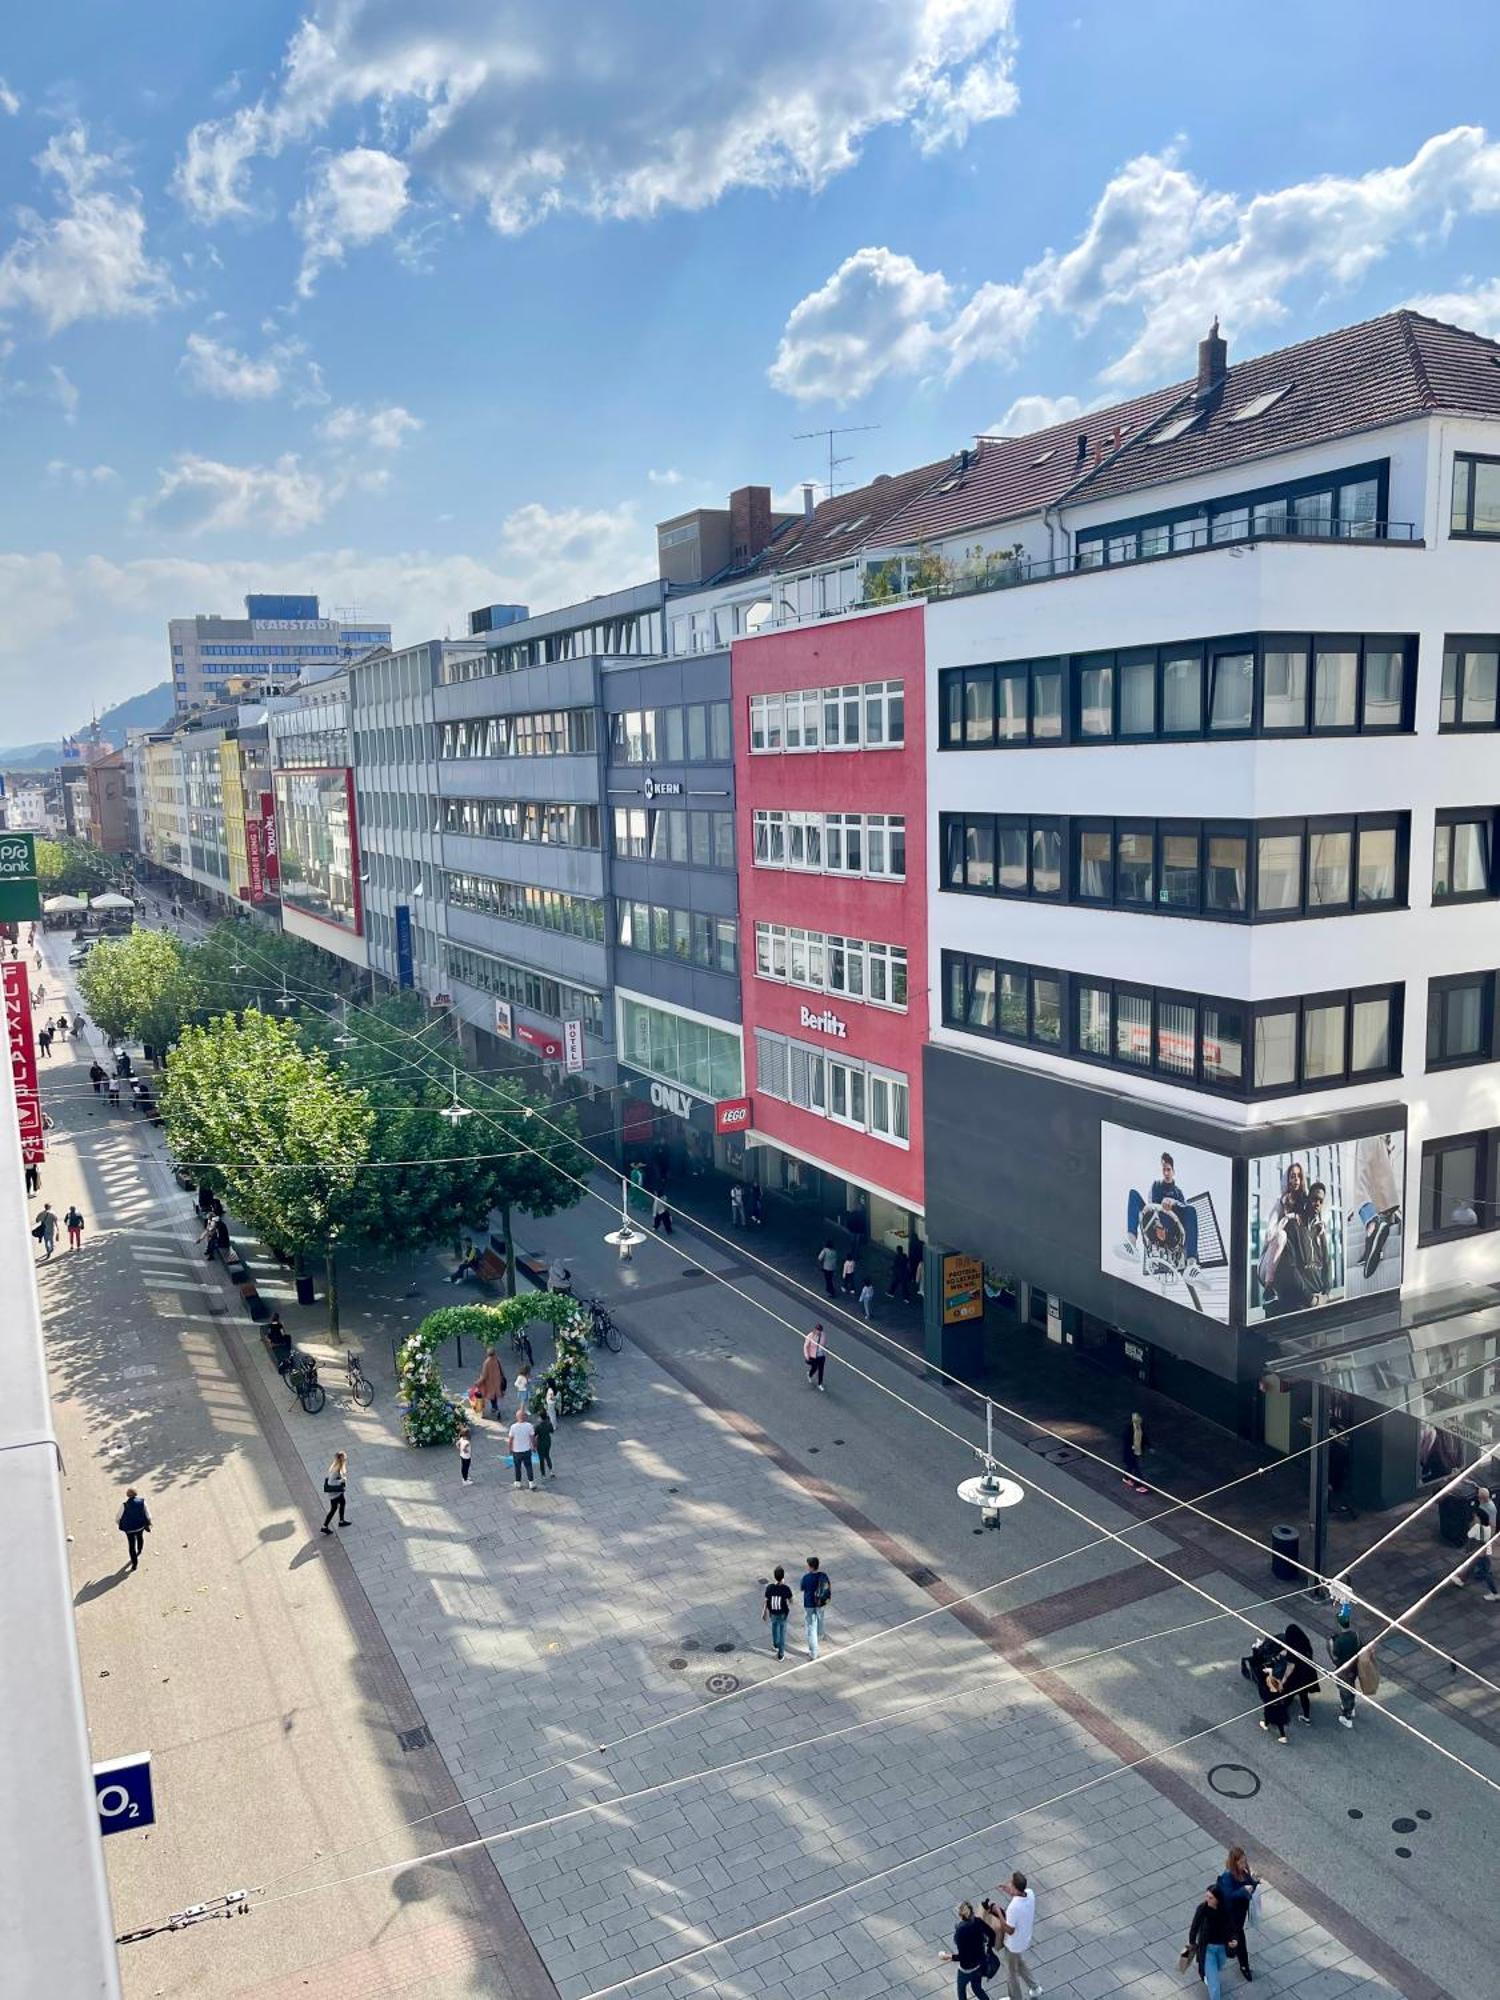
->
[668,1658,688,1671]
[705,1673,740,1696]
[397,1725,432,1752]
[1348,1809,1364,1819]
[682,1639,702,1652]
[1207,1764,1260,1799]
[1392,1817,1417,1833]
[1417,1810,1432,1820]
[714,1642,735,1653]
[1395,1847,1412,1858]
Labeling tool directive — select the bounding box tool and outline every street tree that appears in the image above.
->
[160,1009,376,1338]
[77,929,194,1051]
[35,837,119,899]
[184,920,340,1029]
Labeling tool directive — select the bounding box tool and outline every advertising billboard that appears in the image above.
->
[1101,1121,1232,1323]
[3,962,44,1164]
[272,768,361,935]
[1247,1130,1405,1321]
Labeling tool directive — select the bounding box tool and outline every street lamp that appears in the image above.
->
[604,1173,645,1260]
[439,1066,473,1125]
[956,1400,1025,1529]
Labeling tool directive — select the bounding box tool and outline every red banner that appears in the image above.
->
[715,1095,753,1135]
[245,818,265,902]
[517,1023,563,1060]
[259,792,280,883]
[3,962,44,1164]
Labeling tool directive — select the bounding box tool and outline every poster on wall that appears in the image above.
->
[1247,1130,1404,1322]
[1100,1122,1232,1323]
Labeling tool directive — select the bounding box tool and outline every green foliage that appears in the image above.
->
[184,921,350,1027]
[36,837,118,898]
[77,929,193,1049]
[159,1010,375,1263]
[397,1294,587,1446]
[863,540,1027,603]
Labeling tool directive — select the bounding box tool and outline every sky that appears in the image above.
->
[3,0,1500,726]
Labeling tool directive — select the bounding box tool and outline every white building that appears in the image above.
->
[168,593,390,714]
[1,781,54,832]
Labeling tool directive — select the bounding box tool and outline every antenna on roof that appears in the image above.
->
[792,424,881,501]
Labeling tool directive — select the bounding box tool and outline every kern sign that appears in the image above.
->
[3,962,45,1164]
[0,832,40,923]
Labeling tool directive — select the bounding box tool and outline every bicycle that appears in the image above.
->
[585,1298,623,1353]
[286,1352,325,1414]
[345,1351,374,1408]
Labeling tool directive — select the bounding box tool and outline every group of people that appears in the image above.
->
[728,1181,764,1229]
[31,1201,85,1257]
[1246,1605,1369,1739]
[35,1014,82,1058]
[761,1557,832,1660]
[939,1873,1041,1999]
[465,1345,557,1490]
[1181,1849,1261,1998]
[1256,1161,1335,1316]
[814,1237,923,1316]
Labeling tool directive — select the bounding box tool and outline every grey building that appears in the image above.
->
[169,594,391,714]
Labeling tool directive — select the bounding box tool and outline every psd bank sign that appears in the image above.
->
[0,831,40,923]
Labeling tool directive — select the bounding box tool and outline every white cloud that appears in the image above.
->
[318,401,420,450]
[771,125,1500,401]
[180,330,283,399]
[1409,279,1500,337]
[294,146,410,294]
[48,363,79,422]
[0,76,20,116]
[648,467,683,487]
[0,124,173,334]
[986,392,1085,436]
[134,453,335,536]
[45,459,118,488]
[769,246,953,403]
[176,2,1017,234]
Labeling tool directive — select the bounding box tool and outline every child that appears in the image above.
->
[858,1279,875,1321]
[457,1425,473,1483]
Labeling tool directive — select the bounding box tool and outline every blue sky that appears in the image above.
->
[2,1,1499,726]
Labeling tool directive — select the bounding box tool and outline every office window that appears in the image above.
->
[1257,831,1303,914]
[1433,811,1496,903]
[1116,826,1154,904]
[1208,649,1254,732]
[1076,824,1112,902]
[1428,972,1498,1070]
[1451,454,1500,537]
[1161,649,1203,734]
[1253,1007,1298,1090]
[1440,639,1500,730]
[1307,828,1352,909]
[1205,832,1249,915]
[1420,1131,1496,1242]
[1261,645,1309,731]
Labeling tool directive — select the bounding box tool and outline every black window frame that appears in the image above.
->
[1439,634,1500,732]
[1426,971,1500,1072]
[1419,1130,1499,1244]
[1450,453,1500,540]
[1078,458,1392,568]
[1432,807,1500,906]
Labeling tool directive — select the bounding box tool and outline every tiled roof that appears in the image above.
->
[720,454,959,581]
[878,382,1187,547]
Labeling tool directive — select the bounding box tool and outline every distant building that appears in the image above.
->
[168,594,391,713]
[84,752,129,854]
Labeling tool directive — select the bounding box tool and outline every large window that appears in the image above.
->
[937,631,1416,749]
[439,709,596,759]
[749,681,905,753]
[1079,459,1391,568]
[1419,1131,1498,1243]
[611,806,735,869]
[441,797,599,849]
[620,995,742,1099]
[754,922,907,1010]
[1432,810,1498,904]
[608,701,731,764]
[1440,638,1500,730]
[752,810,905,881]
[1451,454,1500,539]
[447,943,604,1035]
[448,871,605,943]
[754,1030,909,1148]
[616,900,737,975]
[939,811,1405,920]
[942,951,1400,1101]
[273,768,361,934]
[1427,972,1500,1071]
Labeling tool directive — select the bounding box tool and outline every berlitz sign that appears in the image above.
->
[798,1004,848,1039]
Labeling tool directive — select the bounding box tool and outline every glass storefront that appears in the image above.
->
[618,993,742,1101]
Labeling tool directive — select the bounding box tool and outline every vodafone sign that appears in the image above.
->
[517,1023,564,1061]
[714,1096,753,1135]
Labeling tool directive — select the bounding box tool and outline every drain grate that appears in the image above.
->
[705,1672,740,1696]
[668,1658,688,1672]
[397,1725,433,1752]
[713,1642,735,1654]
[682,1638,702,1652]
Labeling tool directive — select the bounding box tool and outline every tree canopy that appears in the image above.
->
[35,837,120,898]
[77,929,194,1049]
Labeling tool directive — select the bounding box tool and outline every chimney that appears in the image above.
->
[1197,316,1227,398]
[729,485,774,564]
[1075,431,1089,463]
[802,483,816,518]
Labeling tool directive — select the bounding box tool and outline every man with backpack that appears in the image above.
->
[800,1555,831,1658]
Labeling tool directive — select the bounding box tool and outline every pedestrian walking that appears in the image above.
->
[321,1451,350,1532]
[730,1183,746,1229]
[23,1161,40,1196]
[107,1078,120,1109]
[840,1251,858,1296]
[117,1487,151,1571]
[887,1246,911,1300]
[817,1240,838,1296]
[1120,1410,1150,1492]
[32,1202,58,1259]
[508,1410,537,1489]
[1279,1621,1320,1722]
[803,1322,827,1391]
[858,1279,876,1321]
[73,1013,85,1038]
[64,1205,84,1251]
[1327,1603,1361,1727]
[37,1027,52,1059]
[799,1555,830,1658]
[652,1193,673,1236]
[476,1347,506,1418]
[513,1368,530,1414]
[1216,1847,1259,1981]
[88,1061,106,1095]
[986,1872,1041,2000]
[1180,1885,1232,1998]
[938,1901,994,1998]
[1455,1485,1499,1598]
[457,1426,473,1482]
[547,1255,572,1293]
[762,1564,792,1659]
[533,1405,555,1478]
[747,1184,763,1226]
[1256,1641,1292,1744]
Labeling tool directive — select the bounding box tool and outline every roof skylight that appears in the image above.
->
[1148,412,1204,445]
[1031,448,1056,466]
[1229,383,1293,424]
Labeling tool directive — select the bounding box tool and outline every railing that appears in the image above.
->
[876,517,1422,606]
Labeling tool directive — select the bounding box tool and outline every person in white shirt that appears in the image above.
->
[991,1872,1041,2000]
[507,1412,537,1490]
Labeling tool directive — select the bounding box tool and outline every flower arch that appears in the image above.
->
[396,1294,594,1446]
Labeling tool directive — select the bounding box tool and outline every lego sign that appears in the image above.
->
[3,962,44,1164]
[715,1096,753,1135]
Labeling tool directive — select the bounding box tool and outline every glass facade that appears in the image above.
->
[620,995,743,1100]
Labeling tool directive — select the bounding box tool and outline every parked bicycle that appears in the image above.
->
[585,1297,623,1353]
[286,1351,325,1414]
[344,1350,374,1408]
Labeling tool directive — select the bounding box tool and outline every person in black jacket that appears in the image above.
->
[1279,1621,1320,1725]
[938,1900,993,1997]
[118,1487,151,1571]
[1179,1885,1232,1997]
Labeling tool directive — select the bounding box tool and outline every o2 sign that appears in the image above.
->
[94,1752,155,1836]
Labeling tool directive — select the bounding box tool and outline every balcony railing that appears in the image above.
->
[868,516,1422,607]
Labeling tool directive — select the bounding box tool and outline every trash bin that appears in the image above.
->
[295,1273,316,1307]
[1270,1523,1301,1580]
[1438,1487,1475,1547]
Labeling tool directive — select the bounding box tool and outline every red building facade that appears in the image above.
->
[733,604,926,1237]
